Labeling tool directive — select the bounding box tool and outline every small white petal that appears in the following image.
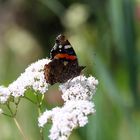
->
[0,86,10,103]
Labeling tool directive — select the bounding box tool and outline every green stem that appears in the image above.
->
[14,117,28,140]
[2,113,12,118]
[36,93,44,140]
[6,104,14,116]
[24,96,36,104]
[39,127,44,140]
[13,101,19,117]
[40,94,44,107]
[6,103,28,140]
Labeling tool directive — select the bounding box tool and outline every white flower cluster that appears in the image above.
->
[0,86,11,103]
[60,76,98,101]
[38,75,98,140]
[0,58,50,103]
[39,100,95,140]
[0,57,98,140]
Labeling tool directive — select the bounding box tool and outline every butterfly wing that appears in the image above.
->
[50,34,77,60]
[44,59,65,85]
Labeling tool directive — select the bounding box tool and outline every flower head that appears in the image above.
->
[8,58,50,97]
[38,75,98,140]
[60,75,98,101]
[39,100,95,140]
[0,58,50,103]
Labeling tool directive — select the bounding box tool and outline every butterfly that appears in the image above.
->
[44,34,85,85]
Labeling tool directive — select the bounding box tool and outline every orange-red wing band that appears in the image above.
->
[54,53,77,60]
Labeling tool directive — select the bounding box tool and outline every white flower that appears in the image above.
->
[0,108,3,114]
[0,86,10,104]
[39,100,95,140]
[8,58,50,97]
[59,75,98,101]
[38,75,98,140]
[38,109,53,127]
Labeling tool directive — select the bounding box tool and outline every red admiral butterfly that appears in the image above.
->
[44,34,85,85]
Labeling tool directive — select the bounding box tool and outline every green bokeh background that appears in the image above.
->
[0,0,140,140]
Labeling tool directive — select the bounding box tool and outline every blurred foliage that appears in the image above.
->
[0,0,140,140]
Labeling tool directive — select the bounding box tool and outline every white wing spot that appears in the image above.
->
[59,45,63,48]
[63,61,68,66]
[53,44,57,50]
[64,45,72,49]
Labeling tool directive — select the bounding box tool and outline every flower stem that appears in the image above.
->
[40,127,44,140]
[36,93,44,140]
[2,113,12,118]
[6,103,28,140]
[14,117,28,140]
[24,96,36,104]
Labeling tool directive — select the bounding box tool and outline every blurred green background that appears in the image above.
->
[0,0,140,140]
